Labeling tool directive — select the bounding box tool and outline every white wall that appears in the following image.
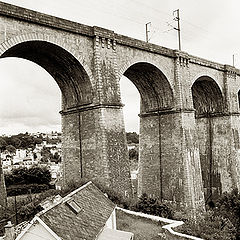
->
[18,222,56,240]
[105,208,116,230]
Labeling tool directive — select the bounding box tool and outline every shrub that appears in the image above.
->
[132,193,173,218]
[178,210,236,240]
[4,166,51,186]
[177,189,240,240]
[7,184,49,196]
[17,203,43,222]
[215,189,240,239]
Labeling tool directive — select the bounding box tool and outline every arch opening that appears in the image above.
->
[192,76,224,117]
[0,57,61,135]
[123,62,174,113]
[192,76,224,204]
[0,40,95,188]
[1,41,93,109]
[121,62,174,200]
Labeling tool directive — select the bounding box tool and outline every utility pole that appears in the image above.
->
[233,54,235,67]
[173,9,181,51]
[145,22,151,42]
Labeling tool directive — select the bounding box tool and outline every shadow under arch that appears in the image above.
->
[192,76,224,117]
[0,40,95,188]
[122,62,175,201]
[123,62,174,113]
[191,75,224,205]
[0,40,94,109]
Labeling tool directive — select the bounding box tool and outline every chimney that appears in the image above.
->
[4,221,15,240]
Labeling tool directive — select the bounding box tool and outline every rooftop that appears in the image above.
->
[16,181,116,240]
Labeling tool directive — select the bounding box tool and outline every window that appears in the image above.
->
[66,200,82,214]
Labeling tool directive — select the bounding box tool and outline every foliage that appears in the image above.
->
[129,148,139,160]
[40,146,53,162]
[126,132,139,144]
[1,189,59,228]
[215,189,240,239]
[4,166,51,187]
[132,193,173,218]
[0,137,7,151]
[46,137,60,144]
[0,133,43,150]
[51,152,61,163]
[7,184,50,196]
[178,210,236,240]
[17,203,43,222]
[178,189,240,240]
[5,145,16,154]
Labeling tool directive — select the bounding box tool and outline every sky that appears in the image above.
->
[0,0,240,135]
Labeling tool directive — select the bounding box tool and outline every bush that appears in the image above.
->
[177,189,240,240]
[178,210,236,240]
[215,189,240,239]
[7,184,49,196]
[1,189,60,228]
[5,166,51,186]
[132,193,173,218]
[17,203,43,222]
[126,132,139,144]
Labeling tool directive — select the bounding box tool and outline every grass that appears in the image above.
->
[116,209,167,240]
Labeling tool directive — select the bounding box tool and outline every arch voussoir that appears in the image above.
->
[0,33,94,87]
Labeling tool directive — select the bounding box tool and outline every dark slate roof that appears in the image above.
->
[38,182,116,240]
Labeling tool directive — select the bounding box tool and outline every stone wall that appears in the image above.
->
[0,1,240,212]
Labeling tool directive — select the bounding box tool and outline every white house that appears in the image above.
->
[1,182,134,240]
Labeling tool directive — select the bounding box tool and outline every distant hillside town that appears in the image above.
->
[0,131,139,191]
[0,132,62,186]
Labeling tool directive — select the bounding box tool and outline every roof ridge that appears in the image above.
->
[36,181,92,217]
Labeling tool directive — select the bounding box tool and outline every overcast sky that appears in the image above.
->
[0,0,240,135]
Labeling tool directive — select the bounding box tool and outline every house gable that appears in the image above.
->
[15,216,61,240]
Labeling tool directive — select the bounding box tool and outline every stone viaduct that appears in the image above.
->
[0,1,240,213]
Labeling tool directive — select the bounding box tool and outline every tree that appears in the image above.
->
[126,132,139,144]
[41,147,52,162]
[129,148,138,160]
[0,137,7,151]
[4,166,51,186]
[51,152,61,164]
[6,145,16,154]
[9,136,21,148]
[27,166,51,185]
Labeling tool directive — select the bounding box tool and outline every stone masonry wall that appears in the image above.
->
[0,1,240,211]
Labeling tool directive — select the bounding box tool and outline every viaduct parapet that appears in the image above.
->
[0,1,240,214]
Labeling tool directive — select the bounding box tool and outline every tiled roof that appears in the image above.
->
[38,182,116,240]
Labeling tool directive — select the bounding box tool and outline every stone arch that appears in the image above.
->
[190,72,223,92]
[119,61,176,201]
[0,33,94,109]
[191,75,224,117]
[120,61,174,113]
[192,75,224,203]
